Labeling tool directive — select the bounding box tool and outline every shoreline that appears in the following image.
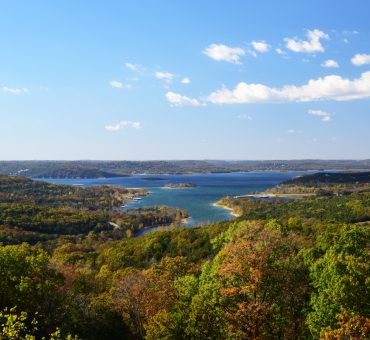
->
[212,202,241,217]
[33,169,314,180]
[161,186,195,190]
[181,217,191,224]
[234,192,316,199]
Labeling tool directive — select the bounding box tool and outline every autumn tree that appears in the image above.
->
[214,221,310,338]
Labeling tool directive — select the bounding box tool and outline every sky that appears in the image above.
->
[0,0,370,160]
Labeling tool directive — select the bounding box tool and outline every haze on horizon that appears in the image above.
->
[1,0,370,160]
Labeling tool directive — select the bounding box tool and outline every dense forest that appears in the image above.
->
[0,174,147,209]
[0,173,369,339]
[283,171,370,185]
[0,175,187,245]
[267,171,370,196]
[1,160,370,178]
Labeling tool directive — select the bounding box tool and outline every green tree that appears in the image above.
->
[0,243,64,336]
[306,225,370,338]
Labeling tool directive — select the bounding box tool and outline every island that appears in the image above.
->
[164,182,197,188]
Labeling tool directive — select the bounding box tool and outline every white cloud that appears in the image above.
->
[287,129,295,133]
[251,40,270,53]
[165,91,201,106]
[154,71,174,81]
[321,59,339,68]
[125,62,145,73]
[206,71,370,104]
[308,109,332,122]
[181,77,191,84]
[2,86,29,94]
[284,29,329,53]
[105,121,142,131]
[203,44,245,64]
[109,80,124,89]
[275,48,285,55]
[109,80,123,88]
[109,80,132,89]
[351,53,370,66]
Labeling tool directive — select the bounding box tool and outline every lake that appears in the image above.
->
[39,171,308,226]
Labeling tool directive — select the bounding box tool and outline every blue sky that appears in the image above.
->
[1,0,369,160]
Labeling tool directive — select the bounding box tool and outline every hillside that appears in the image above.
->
[0,175,187,245]
[1,160,370,178]
[35,168,123,179]
[0,174,369,338]
[264,171,370,196]
[283,171,370,185]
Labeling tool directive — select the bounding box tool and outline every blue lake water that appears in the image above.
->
[39,171,308,226]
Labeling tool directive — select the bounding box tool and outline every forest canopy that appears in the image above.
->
[0,173,369,339]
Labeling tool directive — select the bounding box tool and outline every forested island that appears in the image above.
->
[164,182,197,188]
[0,171,369,339]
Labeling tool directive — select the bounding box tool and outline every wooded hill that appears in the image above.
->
[282,171,370,185]
[0,174,369,339]
[1,160,370,178]
[0,175,186,245]
[270,171,370,196]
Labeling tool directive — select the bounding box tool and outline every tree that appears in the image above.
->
[320,310,370,339]
[306,225,370,338]
[214,221,309,338]
[0,243,64,335]
[0,307,78,340]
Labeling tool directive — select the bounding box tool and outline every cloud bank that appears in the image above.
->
[206,71,370,104]
[165,71,370,106]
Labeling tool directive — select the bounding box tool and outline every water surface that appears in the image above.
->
[40,171,308,225]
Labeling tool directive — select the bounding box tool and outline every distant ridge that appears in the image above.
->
[282,171,370,185]
[0,160,370,178]
[34,168,123,179]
